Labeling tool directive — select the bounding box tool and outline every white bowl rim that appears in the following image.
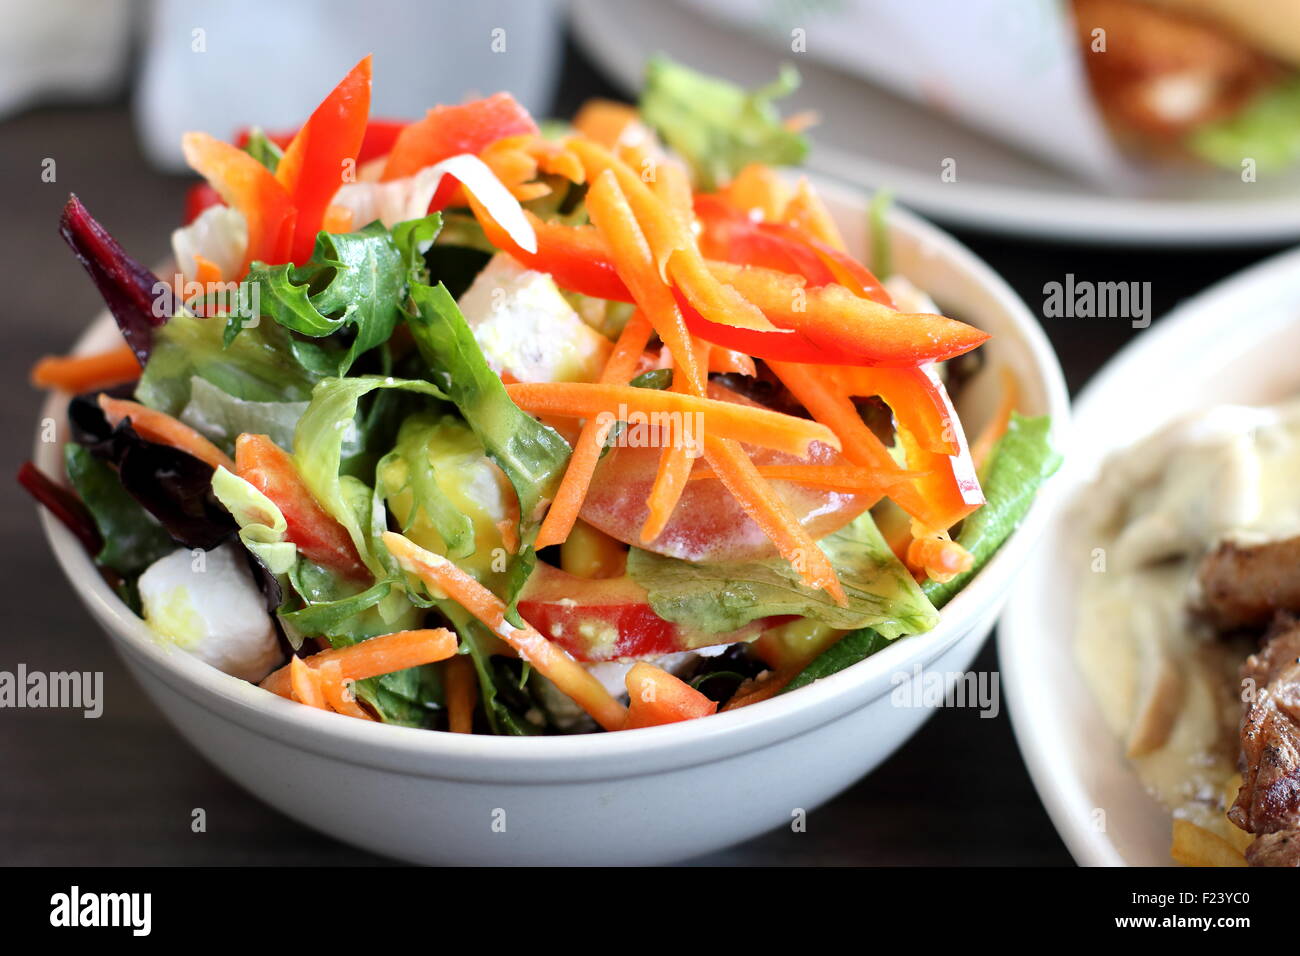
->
[34,192,1069,773]
[998,240,1300,866]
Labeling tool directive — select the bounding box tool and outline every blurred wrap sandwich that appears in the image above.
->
[1073,0,1300,168]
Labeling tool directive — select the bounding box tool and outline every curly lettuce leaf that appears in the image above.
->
[1189,75,1300,172]
[628,511,938,637]
[406,281,570,546]
[638,56,808,190]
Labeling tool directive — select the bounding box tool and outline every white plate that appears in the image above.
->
[571,0,1300,246]
[999,243,1300,866]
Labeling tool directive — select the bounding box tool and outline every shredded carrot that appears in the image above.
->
[572,141,776,333]
[642,337,710,542]
[316,659,375,720]
[651,157,694,223]
[321,204,355,234]
[585,169,706,396]
[703,435,846,604]
[31,344,140,393]
[724,164,790,222]
[383,532,628,731]
[708,348,756,376]
[970,367,1021,471]
[289,656,328,710]
[573,99,643,149]
[192,253,224,286]
[782,177,847,251]
[261,628,459,698]
[504,381,841,458]
[690,463,921,497]
[444,654,478,734]
[905,530,975,584]
[722,670,794,711]
[535,311,655,549]
[97,394,234,471]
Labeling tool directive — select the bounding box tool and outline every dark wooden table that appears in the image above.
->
[0,36,1286,866]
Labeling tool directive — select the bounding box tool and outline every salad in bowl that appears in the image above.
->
[23,55,1059,739]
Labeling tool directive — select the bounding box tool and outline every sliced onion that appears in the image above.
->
[332,153,537,253]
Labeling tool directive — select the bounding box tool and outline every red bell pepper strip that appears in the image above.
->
[235,118,408,166]
[181,132,296,276]
[234,434,372,583]
[695,195,895,307]
[275,55,372,265]
[381,92,538,213]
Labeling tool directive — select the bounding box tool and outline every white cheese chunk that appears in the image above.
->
[138,544,282,683]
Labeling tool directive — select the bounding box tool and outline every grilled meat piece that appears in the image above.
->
[1229,613,1300,864]
[1197,537,1300,631]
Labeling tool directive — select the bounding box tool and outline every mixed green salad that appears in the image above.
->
[24,56,1059,734]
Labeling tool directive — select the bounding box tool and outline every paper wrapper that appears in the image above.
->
[681,0,1132,183]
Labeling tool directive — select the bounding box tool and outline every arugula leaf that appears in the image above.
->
[638,56,808,190]
[64,442,175,576]
[406,281,570,546]
[628,511,937,637]
[233,219,414,372]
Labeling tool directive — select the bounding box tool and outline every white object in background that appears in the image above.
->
[136,0,562,171]
[34,182,1069,864]
[0,0,132,117]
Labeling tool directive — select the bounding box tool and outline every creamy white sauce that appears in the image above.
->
[1074,401,1300,835]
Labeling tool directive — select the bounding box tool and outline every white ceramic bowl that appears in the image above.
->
[1000,244,1300,867]
[35,186,1068,865]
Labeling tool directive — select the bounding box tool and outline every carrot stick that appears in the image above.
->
[97,394,234,471]
[585,169,706,395]
[31,344,140,393]
[708,349,756,377]
[723,164,790,222]
[703,435,846,604]
[444,654,478,734]
[571,140,776,334]
[504,382,841,458]
[261,628,459,699]
[782,177,847,251]
[642,337,710,542]
[535,311,654,549]
[970,368,1020,471]
[316,659,375,720]
[689,463,921,496]
[383,532,628,731]
[289,656,328,710]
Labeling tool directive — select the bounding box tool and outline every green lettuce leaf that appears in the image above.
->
[922,413,1061,608]
[406,281,570,547]
[782,413,1061,695]
[64,442,175,576]
[292,375,448,575]
[1189,75,1300,172]
[638,56,809,190]
[136,310,321,415]
[628,511,938,637]
[377,412,477,559]
[180,376,309,456]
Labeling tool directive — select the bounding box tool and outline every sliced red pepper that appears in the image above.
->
[235,118,408,166]
[695,195,895,307]
[234,434,371,583]
[381,93,538,217]
[275,55,372,265]
[181,132,296,276]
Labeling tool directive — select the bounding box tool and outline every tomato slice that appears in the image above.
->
[516,560,767,662]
